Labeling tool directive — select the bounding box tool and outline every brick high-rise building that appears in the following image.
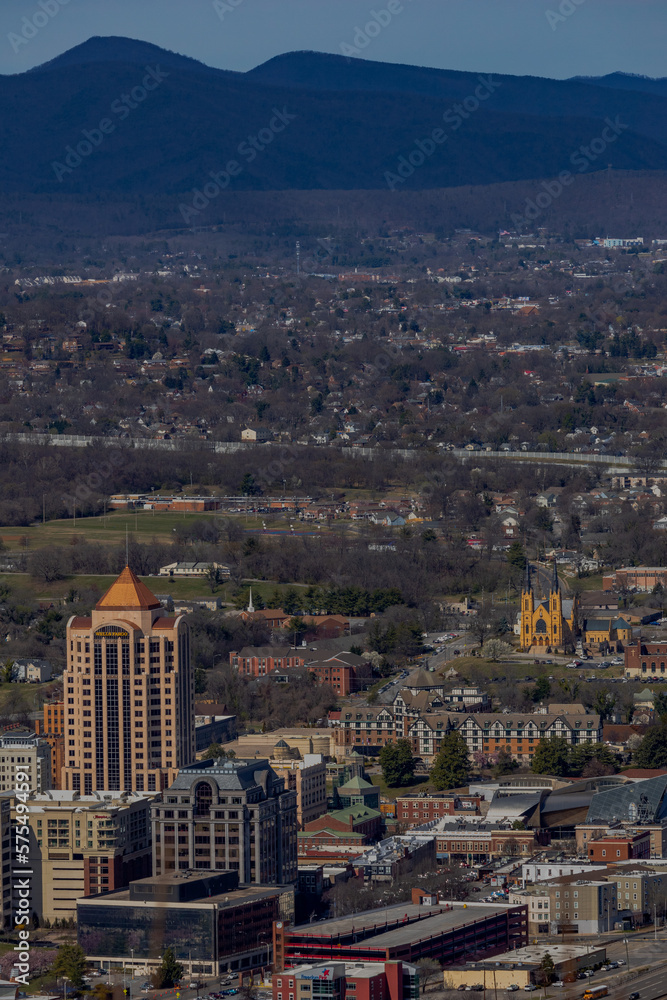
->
[62,566,194,794]
[36,702,66,789]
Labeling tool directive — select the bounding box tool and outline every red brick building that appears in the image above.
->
[273,960,418,1000]
[603,567,667,592]
[230,647,306,677]
[35,701,66,789]
[625,640,667,680]
[329,706,397,748]
[305,652,373,695]
[396,792,481,826]
[587,832,651,863]
[302,804,382,843]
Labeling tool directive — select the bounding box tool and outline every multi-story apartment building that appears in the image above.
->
[613,868,664,921]
[330,708,602,762]
[409,712,603,762]
[577,820,667,859]
[396,792,481,826]
[231,648,371,695]
[548,878,617,934]
[270,756,327,829]
[509,887,551,935]
[442,687,491,711]
[152,757,298,884]
[230,648,306,678]
[42,702,65,734]
[603,567,667,592]
[587,831,651,862]
[0,728,51,793]
[35,702,66,789]
[24,789,154,922]
[62,566,195,794]
[392,691,447,739]
[303,652,373,695]
[434,822,547,863]
[329,706,398,749]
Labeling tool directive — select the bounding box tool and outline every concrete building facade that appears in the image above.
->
[0,729,51,793]
[548,879,617,934]
[270,756,327,829]
[152,758,298,884]
[24,789,154,923]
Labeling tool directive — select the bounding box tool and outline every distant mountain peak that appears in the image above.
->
[26,34,226,77]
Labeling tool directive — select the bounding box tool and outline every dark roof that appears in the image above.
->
[167,757,275,792]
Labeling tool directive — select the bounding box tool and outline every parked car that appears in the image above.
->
[523,986,537,992]
[616,960,625,966]
[507,987,519,993]
[552,983,565,989]
[629,992,640,999]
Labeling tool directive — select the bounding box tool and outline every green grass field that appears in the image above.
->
[370,773,432,799]
[0,508,327,553]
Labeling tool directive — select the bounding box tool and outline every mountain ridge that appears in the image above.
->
[1,38,665,196]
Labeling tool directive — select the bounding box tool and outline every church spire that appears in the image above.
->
[524,558,531,594]
[247,587,254,614]
[552,558,559,594]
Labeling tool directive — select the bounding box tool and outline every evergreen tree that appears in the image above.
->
[152,947,184,989]
[430,732,470,790]
[634,723,667,769]
[530,737,571,776]
[379,739,415,787]
[52,944,87,992]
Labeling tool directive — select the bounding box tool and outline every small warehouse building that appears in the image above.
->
[443,944,606,989]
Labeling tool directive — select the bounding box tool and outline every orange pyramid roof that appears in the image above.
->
[96,566,161,611]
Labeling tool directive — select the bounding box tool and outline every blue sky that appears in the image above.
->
[1,0,664,79]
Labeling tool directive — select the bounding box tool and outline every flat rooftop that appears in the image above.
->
[78,880,289,909]
[467,944,604,967]
[284,963,405,980]
[290,901,517,950]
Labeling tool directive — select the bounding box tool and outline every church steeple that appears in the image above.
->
[247,587,254,614]
[524,558,532,594]
[551,558,559,594]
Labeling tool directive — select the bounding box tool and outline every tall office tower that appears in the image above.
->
[152,758,298,883]
[62,566,194,794]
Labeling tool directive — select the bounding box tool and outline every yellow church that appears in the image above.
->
[520,562,579,653]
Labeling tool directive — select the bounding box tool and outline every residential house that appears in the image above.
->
[241,427,273,442]
[10,658,52,682]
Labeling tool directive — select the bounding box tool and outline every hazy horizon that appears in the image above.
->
[0,0,664,80]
